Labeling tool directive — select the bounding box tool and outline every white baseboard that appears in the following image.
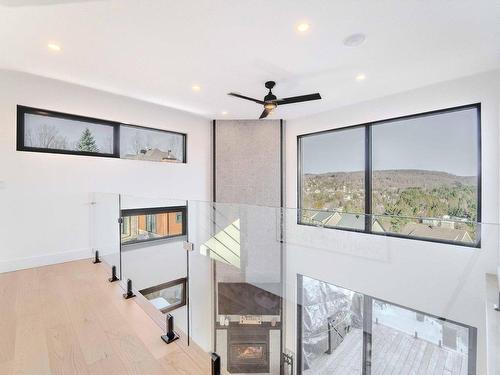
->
[0,248,91,273]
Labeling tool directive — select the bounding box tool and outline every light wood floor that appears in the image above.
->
[305,324,467,375]
[0,259,211,375]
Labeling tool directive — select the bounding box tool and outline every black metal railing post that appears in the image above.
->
[211,353,221,375]
[161,313,179,344]
[108,265,119,282]
[123,279,136,299]
[325,318,333,355]
[93,250,101,264]
[495,292,500,312]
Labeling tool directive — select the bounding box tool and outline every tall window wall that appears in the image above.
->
[297,275,477,375]
[298,105,481,246]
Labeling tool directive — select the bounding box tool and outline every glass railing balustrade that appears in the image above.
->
[90,192,121,274]
[299,207,480,247]
[90,196,500,375]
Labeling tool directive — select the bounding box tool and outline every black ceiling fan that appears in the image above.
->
[228,81,321,119]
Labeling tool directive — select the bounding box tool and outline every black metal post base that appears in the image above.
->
[495,292,500,311]
[161,331,179,344]
[123,279,136,299]
[108,265,119,282]
[93,250,101,264]
[211,352,221,375]
[123,291,136,299]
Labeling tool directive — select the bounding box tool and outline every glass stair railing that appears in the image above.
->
[90,194,500,375]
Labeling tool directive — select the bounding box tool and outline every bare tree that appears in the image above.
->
[26,124,68,149]
[104,136,113,154]
[130,131,144,154]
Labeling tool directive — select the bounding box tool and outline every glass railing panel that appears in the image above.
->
[119,194,189,334]
[188,200,285,374]
[90,192,120,273]
[297,207,481,247]
[371,298,472,373]
[298,275,364,375]
[284,207,499,375]
[90,197,499,375]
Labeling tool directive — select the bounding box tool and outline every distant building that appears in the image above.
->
[310,211,385,232]
[124,148,179,162]
[401,223,473,243]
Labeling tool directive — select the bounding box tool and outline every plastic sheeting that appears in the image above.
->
[301,276,363,370]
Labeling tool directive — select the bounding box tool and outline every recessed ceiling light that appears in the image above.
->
[191,84,201,92]
[355,73,366,81]
[221,111,228,115]
[47,43,61,52]
[343,33,366,47]
[297,23,310,32]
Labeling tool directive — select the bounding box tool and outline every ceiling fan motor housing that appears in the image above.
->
[264,81,277,102]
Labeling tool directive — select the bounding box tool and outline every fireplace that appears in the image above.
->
[228,328,270,373]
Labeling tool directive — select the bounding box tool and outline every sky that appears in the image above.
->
[301,107,479,177]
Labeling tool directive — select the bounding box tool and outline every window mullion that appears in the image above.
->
[365,125,372,233]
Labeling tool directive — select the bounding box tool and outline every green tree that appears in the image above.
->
[77,128,99,153]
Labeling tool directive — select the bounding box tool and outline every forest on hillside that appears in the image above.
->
[302,169,478,221]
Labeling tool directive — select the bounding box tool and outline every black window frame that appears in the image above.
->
[119,123,187,163]
[120,205,187,246]
[297,103,482,248]
[16,105,187,162]
[296,273,478,375]
[139,277,187,314]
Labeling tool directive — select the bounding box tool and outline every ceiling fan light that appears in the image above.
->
[264,103,277,110]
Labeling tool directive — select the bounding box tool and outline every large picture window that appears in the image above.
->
[17,105,186,162]
[297,274,477,375]
[120,206,187,246]
[298,104,481,246]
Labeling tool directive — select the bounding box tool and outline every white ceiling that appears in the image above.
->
[1,0,499,120]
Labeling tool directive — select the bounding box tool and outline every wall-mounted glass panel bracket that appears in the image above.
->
[183,241,194,251]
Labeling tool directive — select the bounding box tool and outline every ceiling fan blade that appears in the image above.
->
[259,108,271,119]
[0,0,104,6]
[275,93,321,105]
[228,92,265,105]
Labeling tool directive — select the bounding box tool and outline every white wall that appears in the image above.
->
[283,70,500,374]
[0,70,211,273]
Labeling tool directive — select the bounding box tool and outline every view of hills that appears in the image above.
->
[302,169,478,221]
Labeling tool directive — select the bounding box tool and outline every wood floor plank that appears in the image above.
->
[0,360,13,375]
[12,312,51,375]
[0,271,18,364]
[2,259,212,375]
[159,349,206,375]
[45,324,90,375]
